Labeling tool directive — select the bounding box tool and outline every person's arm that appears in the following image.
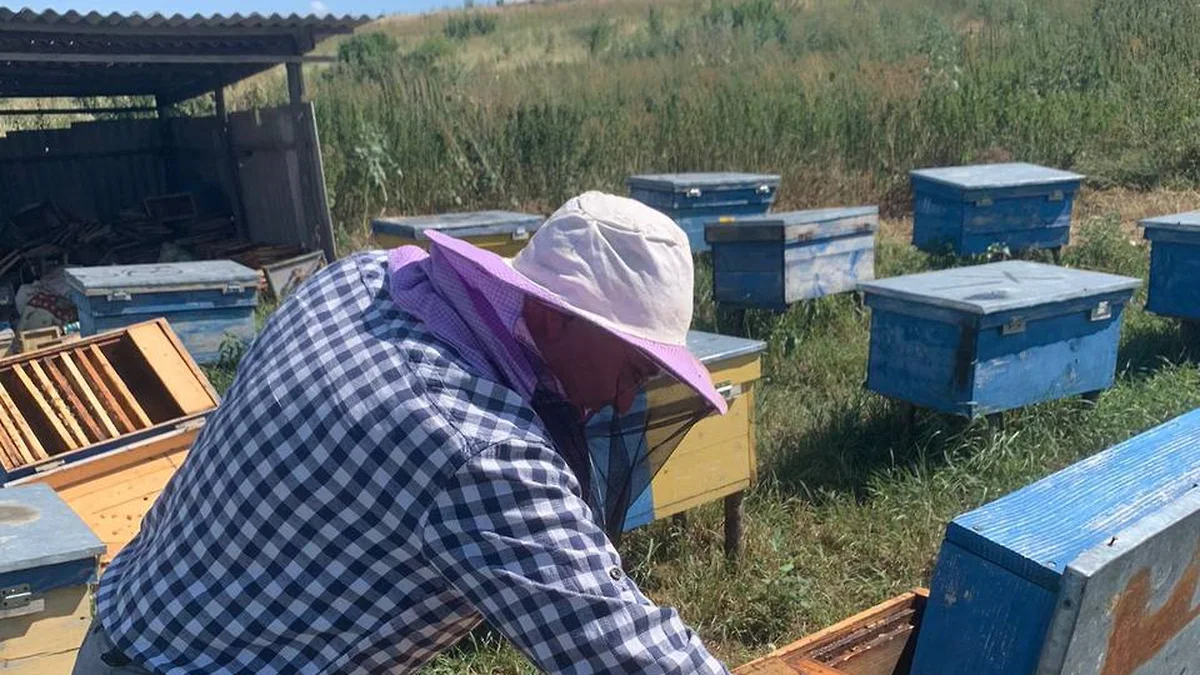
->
[420,441,729,674]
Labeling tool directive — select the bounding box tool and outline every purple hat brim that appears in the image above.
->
[425,230,727,415]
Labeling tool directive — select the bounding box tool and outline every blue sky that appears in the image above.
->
[22,1,464,18]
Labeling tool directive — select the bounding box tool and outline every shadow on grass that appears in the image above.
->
[762,392,984,502]
[1118,314,1197,380]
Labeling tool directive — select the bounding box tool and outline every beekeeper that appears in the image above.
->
[75,192,731,674]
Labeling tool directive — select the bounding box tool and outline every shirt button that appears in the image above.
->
[609,567,624,581]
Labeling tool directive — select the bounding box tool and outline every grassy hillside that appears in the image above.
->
[202,0,1200,671]
[280,0,1200,250]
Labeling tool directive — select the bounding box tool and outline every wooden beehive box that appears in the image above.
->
[859,261,1139,417]
[910,408,1200,674]
[372,211,544,258]
[736,590,928,675]
[0,484,104,674]
[65,260,260,365]
[627,173,781,253]
[586,331,765,556]
[0,319,219,563]
[1142,211,1200,323]
[910,163,1084,257]
[706,207,879,310]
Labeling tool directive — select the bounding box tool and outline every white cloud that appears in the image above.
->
[310,1,330,15]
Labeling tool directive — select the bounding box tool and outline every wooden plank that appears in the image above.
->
[57,452,184,504]
[59,352,120,439]
[15,421,199,491]
[0,382,44,463]
[1038,490,1200,675]
[126,322,219,414]
[42,357,104,443]
[0,52,333,64]
[792,659,847,675]
[26,360,89,448]
[84,345,152,428]
[72,346,137,434]
[11,362,73,452]
[0,420,19,469]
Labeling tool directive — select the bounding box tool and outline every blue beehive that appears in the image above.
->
[626,172,781,253]
[859,261,1139,417]
[1142,211,1200,322]
[911,163,1084,256]
[371,210,544,257]
[1,484,105,671]
[911,408,1200,674]
[705,206,878,310]
[66,261,259,364]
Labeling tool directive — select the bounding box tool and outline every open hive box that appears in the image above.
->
[1,319,219,563]
[736,590,927,675]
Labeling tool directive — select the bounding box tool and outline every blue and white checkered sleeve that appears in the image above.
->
[420,442,730,674]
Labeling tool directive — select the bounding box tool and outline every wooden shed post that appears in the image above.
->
[154,94,178,193]
[286,63,305,107]
[214,87,249,240]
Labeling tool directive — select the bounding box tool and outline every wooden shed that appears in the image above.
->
[0,9,368,276]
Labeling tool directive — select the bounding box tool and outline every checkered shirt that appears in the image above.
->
[96,252,728,675]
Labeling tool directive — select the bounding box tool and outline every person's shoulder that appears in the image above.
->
[414,361,552,454]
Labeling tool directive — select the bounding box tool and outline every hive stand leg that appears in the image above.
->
[852,291,866,311]
[985,412,1005,432]
[898,401,919,445]
[724,491,744,560]
[1183,321,1200,358]
[716,304,748,337]
[1050,247,1063,265]
[671,513,688,530]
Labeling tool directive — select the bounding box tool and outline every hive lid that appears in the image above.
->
[66,260,260,295]
[705,206,878,243]
[0,484,104,574]
[626,172,782,192]
[944,408,1200,592]
[859,261,1140,315]
[1140,210,1200,234]
[372,210,544,241]
[910,163,1084,190]
[686,330,766,364]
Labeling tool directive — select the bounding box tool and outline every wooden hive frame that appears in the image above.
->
[0,319,218,476]
[736,590,928,675]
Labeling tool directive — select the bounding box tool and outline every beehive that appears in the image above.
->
[911,408,1200,674]
[1141,211,1200,322]
[66,260,260,365]
[371,211,544,258]
[626,173,781,253]
[0,484,103,674]
[706,206,878,310]
[860,261,1139,417]
[1,320,218,563]
[910,163,1083,256]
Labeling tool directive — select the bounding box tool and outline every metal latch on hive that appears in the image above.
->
[1090,301,1112,321]
[715,381,742,404]
[1002,317,1026,335]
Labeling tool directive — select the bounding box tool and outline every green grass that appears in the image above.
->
[189,0,1200,670]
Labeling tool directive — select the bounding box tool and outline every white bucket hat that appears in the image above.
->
[425,191,726,414]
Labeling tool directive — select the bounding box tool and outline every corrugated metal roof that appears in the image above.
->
[0,7,369,32]
[0,7,372,100]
